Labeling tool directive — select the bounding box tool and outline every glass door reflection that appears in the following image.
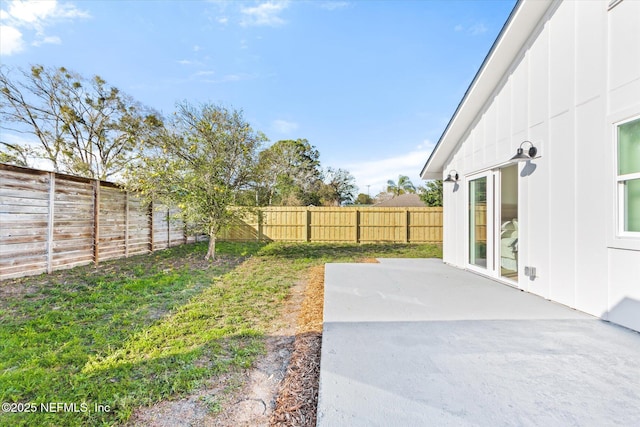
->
[499,165,518,282]
[469,177,487,268]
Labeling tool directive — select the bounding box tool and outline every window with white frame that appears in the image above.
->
[617,116,640,234]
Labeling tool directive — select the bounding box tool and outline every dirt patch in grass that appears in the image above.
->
[125,270,308,427]
[128,257,384,426]
[126,264,327,427]
[270,265,325,426]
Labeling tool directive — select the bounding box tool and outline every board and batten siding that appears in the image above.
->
[442,0,640,331]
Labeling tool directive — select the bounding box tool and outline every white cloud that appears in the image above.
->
[194,70,216,77]
[240,1,289,27]
[217,16,228,25]
[339,140,436,194]
[217,73,249,82]
[318,2,349,11]
[4,0,90,27]
[32,35,61,46]
[6,0,57,24]
[0,25,24,54]
[0,0,89,56]
[272,119,299,134]
[469,23,487,36]
[454,22,488,36]
[198,72,257,84]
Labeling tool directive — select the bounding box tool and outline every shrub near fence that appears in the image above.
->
[220,206,443,244]
[0,164,193,281]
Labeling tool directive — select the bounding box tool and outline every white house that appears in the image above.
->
[420,0,640,332]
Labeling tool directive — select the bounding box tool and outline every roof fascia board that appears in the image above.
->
[420,0,555,179]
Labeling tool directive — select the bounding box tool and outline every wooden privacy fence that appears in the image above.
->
[0,164,194,281]
[1,164,443,281]
[220,206,443,244]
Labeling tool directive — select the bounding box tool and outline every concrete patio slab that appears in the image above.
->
[317,259,640,426]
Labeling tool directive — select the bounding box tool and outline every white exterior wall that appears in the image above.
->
[442,0,640,331]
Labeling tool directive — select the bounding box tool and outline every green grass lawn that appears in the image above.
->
[0,241,441,426]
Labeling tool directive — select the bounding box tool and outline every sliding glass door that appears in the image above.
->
[469,176,488,268]
[499,165,518,282]
[468,166,518,284]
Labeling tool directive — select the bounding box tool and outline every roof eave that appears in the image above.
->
[420,0,555,179]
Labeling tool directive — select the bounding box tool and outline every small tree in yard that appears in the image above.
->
[418,180,443,207]
[128,102,265,260]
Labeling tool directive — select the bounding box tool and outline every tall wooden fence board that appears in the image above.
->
[0,167,50,278]
[127,196,152,256]
[52,175,94,269]
[168,209,186,247]
[262,208,307,242]
[98,185,127,262]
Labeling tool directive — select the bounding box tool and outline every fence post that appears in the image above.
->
[125,191,129,257]
[183,213,188,245]
[354,208,360,243]
[304,208,311,242]
[404,209,409,243]
[149,201,154,252]
[46,172,55,274]
[257,209,263,241]
[93,180,100,265]
[166,209,171,248]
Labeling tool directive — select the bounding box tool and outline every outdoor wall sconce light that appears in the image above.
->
[509,140,538,162]
[443,170,459,183]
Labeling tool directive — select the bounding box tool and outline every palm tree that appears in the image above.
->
[386,175,416,196]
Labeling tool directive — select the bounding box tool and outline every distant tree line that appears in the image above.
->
[353,175,442,207]
[0,65,358,259]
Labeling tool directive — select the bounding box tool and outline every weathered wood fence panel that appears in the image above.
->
[128,195,152,256]
[98,185,127,262]
[0,167,50,278]
[53,175,94,270]
[0,165,188,281]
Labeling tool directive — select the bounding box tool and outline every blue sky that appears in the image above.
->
[0,0,515,195]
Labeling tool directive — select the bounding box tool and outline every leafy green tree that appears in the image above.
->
[256,139,322,205]
[0,141,32,166]
[418,180,443,207]
[355,193,374,205]
[0,65,163,180]
[318,167,358,206]
[127,102,265,260]
[386,175,416,196]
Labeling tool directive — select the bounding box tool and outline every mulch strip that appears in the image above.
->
[270,258,379,426]
[270,265,324,427]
